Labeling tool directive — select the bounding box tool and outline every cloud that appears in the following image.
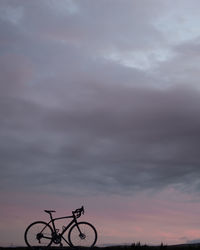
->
[1,0,200,197]
[1,82,200,195]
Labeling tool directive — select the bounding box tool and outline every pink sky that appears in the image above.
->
[1,1,200,247]
[1,188,200,246]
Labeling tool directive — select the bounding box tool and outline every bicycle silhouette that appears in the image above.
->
[24,206,97,248]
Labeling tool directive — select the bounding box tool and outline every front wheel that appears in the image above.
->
[24,221,53,248]
[68,222,97,247]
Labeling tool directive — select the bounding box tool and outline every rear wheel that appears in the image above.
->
[68,222,97,247]
[24,221,53,248]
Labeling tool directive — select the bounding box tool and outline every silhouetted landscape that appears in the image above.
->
[1,244,200,250]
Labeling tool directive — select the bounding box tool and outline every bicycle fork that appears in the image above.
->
[74,220,85,239]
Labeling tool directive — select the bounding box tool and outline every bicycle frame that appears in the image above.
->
[24,206,97,248]
[43,213,81,246]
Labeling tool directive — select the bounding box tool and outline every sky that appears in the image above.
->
[1,0,200,246]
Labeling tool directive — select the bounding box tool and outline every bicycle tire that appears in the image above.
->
[68,221,97,247]
[24,221,53,248]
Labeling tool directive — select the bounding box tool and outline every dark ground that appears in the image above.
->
[1,244,200,250]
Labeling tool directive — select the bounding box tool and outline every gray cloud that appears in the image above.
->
[1,0,200,196]
[1,84,200,195]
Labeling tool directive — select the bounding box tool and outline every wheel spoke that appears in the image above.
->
[24,222,53,248]
[68,222,97,247]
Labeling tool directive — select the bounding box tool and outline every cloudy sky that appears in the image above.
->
[1,0,200,246]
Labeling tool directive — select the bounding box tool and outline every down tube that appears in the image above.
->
[61,220,75,246]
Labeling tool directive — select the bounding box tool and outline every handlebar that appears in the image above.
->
[72,206,84,218]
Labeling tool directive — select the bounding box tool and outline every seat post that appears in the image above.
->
[44,210,56,232]
[49,212,53,220]
[49,212,56,232]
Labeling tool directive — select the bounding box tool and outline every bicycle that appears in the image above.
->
[24,206,97,248]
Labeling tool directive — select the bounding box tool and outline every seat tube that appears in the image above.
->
[50,213,56,232]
